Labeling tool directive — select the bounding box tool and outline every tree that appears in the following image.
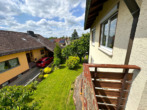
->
[73,33,90,62]
[48,37,57,40]
[54,43,61,66]
[62,45,72,59]
[62,33,90,62]
[71,29,79,41]
[60,36,65,39]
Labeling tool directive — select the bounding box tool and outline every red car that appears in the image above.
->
[36,57,53,67]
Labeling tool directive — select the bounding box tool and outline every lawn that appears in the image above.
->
[31,64,83,110]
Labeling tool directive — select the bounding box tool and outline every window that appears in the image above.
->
[100,13,117,52]
[0,58,20,73]
[40,50,44,55]
[92,28,96,45]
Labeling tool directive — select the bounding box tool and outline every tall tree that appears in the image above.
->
[71,29,79,41]
[62,33,90,62]
[54,43,61,66]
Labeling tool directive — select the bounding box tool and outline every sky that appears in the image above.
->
[0,0,89,38]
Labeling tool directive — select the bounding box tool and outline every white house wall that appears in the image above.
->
[89,0,133,66]
[88,0,147,109]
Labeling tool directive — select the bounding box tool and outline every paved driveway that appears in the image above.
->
[9,67,40,86]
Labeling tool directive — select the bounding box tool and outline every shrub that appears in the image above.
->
[85,55,89,60]
[54,43,61,59]
[44,74,49,78]
[51,63,54,71]
[38,75,44,79]
[40,69,43,72]
[0,86,39,110]
[54,58,61,66]
[66,56,80,69]
[44,67,51,74]
[27,81,38,90]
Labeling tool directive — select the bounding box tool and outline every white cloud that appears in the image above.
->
[0,0,89,37]
[81,0,86,9]
[0,0,22,16]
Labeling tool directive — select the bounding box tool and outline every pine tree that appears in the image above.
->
[71,29,79,41]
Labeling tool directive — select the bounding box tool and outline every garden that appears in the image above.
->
[0,33,90,110]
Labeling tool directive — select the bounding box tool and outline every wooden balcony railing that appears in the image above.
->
[82,64,140,110]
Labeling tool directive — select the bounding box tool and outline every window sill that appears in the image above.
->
[98,47,113,57]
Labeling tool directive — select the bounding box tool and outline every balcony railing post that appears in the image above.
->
[94,67,97,87]
[117,69,129,110]
[83,64,140,110]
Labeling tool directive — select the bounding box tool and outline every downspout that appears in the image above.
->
[116,1,140,109]
[123,0,140,65]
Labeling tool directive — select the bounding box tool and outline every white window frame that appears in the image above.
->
[91,28,96,46]
[99,5,118,54]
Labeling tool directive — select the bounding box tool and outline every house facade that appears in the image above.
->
[0,30,55,87]
[85,0,147,110]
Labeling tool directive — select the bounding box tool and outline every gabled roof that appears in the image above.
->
[84,0,108,30]
[0,30,55,57]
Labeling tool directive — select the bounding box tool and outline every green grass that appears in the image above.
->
[31,64,83,110]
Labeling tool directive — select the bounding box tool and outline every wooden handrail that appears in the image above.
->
[84,64,141,70]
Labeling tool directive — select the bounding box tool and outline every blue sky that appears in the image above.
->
[0,0,89,38]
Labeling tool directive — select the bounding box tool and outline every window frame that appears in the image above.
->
[99,5,118,54]
[0,58,20,73]
[100,13,118,52]
[91,28,96,46]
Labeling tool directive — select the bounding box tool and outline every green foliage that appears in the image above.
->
[62,45,72,59]
[0,85,39,110]
[51,63,55,71]
[66,56,80,69]
[71,29,79,41]
[44,67,51,74]
[27,81,38,90]
[53,57,61,66]
[54,43,62,66]
[62,33,90,62]
[48,37,57,39]
[54,43,61,59]
[38,75,44,79]
[85,55,89,60]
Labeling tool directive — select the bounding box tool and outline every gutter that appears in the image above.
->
[123,0,140,65]
[84,0,92,30]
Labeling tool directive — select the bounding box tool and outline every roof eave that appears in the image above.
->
[0,46,44,57]
[84,0,108,30]
[84,0,92,30]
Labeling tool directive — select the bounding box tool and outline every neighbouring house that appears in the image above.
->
[49,38,70,47]
[83,0,147,110]
[0,30,55,88]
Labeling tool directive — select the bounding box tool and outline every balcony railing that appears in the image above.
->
[82,64,140,110]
